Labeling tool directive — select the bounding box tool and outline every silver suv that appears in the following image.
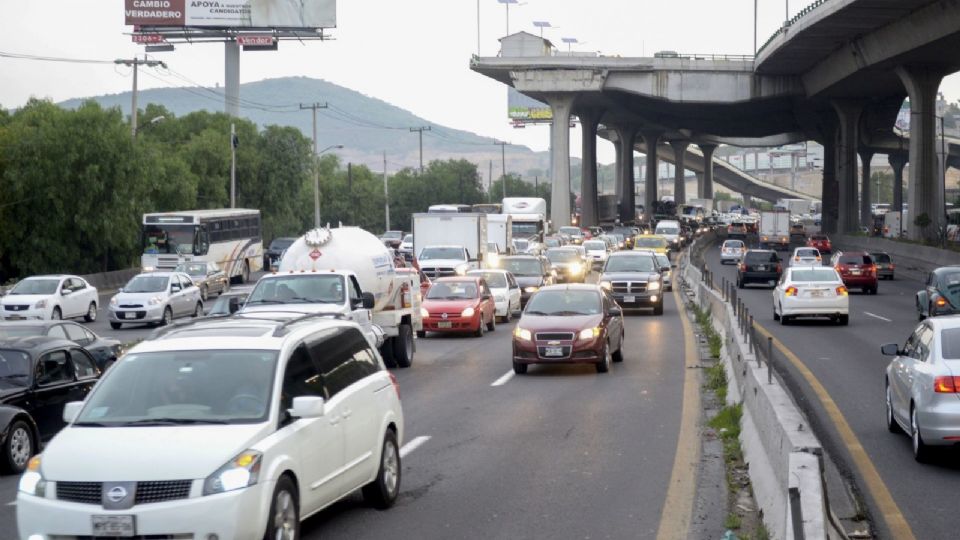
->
[109,272,203,329]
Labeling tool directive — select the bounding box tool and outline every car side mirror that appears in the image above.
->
[171,285,181,293]
[60,289,71,296]
[360,291,375,309]
[608,306,623,317]
[289,396,325,419]
[880,343,900,356]
[228,296,242,314]
[63,401,84,423]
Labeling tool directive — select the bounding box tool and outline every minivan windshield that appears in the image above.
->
[124,276,169,293]
[74,350,278,425]
[9,279,59,295]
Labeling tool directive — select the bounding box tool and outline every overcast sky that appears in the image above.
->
[2,0,958,165]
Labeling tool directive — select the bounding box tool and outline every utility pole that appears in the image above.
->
[300,102,329,228]
[347,162,354,224]
[488,160,494,202]
[410,126,431,174]
[115,56,166,140]
[230,123,237,208]
[383,151,390,231]
[494,140,508,199]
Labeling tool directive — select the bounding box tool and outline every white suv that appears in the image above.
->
[17,315,404,539]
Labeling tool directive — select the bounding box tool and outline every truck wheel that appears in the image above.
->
[392,325,414,368]
[380,343,397,369]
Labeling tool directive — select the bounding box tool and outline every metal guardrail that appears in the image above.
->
[756,0,832,58]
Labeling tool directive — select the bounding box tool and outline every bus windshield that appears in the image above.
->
[143,225,196,255]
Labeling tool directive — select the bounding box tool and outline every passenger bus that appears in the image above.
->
[141,209,264,283]
[427,204,472,214]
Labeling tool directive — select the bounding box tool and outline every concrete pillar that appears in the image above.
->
[742,194,753,209]
[614,126,637,223]
[224,41,241,117]
[821,128,839,234]
[859,150,874,227]
[579,111,600,227]
[695,172,704,198]
[670,141,689,205]
[547,95,574,229]
[832,100,863,233]
[699,144,717,199]
[613,136,624,202]
[896,66,946,241]
[642,130,663,222]
[889,153,907,213]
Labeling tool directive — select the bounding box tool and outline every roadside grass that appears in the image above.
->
[691,302,723,359]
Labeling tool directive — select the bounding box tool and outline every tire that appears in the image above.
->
[362,430,401,509]
[193,302,202,318]
[2,420,33,474]
[871,286,878,295]
[84,302,97,323]
[653,302,664,316]
[596,342,611,373]
[392,325,414,368]
[513,361,528,374]
[886,384,902,434]
[612,332,625,363]
[773,304,781,321]
[911,405,933,463]
[200,285,208,302]
[242,261,250,284]
[416,330,426,339]
[110,322,122,330]
[474,319,485,338]
[838,314,849,326]
[486,313,496,332]
[380,343,397,369]
[263,475,299,540]
[51,307,62,320]
[780,314,790,325]
[160,307,173,326]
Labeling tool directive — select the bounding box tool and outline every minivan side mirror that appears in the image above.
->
[880,343,900,356]
[289,396,325,419]
[63,401,84,423]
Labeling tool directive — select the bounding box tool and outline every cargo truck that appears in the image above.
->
[759,211,791,250]
[412,213,488,277]
[502,197,548,243]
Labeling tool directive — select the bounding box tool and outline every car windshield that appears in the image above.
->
[402,235,413,243]
[656,227,679,235]
[524,290,601,316]
[500,258,541,276]
[0,326,45,338]
[656,255,670,268]
[547,250,579,263]
[208,294,248,316]
[74,350,277,425]
[942,328,960,360]
[605,255,657,273]
[583,241,606,250]
[470,272,506,288]
[269,238,295,250]
[790,269,839,282]
[124,276,169,293]
[246,275,345,305]
[174,263,207,276]
[419,247,465,261]
[559,227,581,236]
[545,239,561,247]
[426,281,478,300]
[8,279,60,295]
[635,238,667,248]
[0,349,31,386]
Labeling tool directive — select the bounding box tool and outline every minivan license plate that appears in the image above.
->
[544,347,563,357]
[92,515,135,536]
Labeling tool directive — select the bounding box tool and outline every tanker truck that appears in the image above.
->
[241,226,422,367]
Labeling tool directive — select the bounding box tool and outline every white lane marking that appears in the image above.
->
[864,311,892,322]
[400,436,430,459]
[491,370,514,387]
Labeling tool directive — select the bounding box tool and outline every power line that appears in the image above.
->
[0,50,115,64]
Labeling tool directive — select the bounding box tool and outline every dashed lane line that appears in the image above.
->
[491,370,514,387]
[864,311,893,322]
[400,436,431,459]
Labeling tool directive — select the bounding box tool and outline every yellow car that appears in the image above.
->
[633,234,670,255]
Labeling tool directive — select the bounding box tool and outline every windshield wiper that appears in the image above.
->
[72,421,111,427]
[246,299,282,305]
[525,310,549,316]
[553,310,590,316]
[119,418,229,426]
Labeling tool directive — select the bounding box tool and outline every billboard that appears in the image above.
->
[508,87,552,122]
[125,0,336,29]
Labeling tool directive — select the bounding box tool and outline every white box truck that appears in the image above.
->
[759,211,791,249]
[502,197,548,243]
[412,213,488,276]
[487,214,513,254]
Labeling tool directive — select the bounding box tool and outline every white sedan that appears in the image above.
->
[0,275,99,322]
[789,247,822,267]
[583,240,609,268]
[467,269,521,322]
[772,266,849,325]
[882,317,960,462]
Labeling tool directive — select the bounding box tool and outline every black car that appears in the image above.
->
[0,336,100,473]
[737,249,782,288]
[496,255,556,306]
[263,237,298,270]
[0,321,123,372]
[916,266,960,319]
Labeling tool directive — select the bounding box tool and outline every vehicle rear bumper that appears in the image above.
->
[781,297,849,316]
[919,404,960,446]
[840,276,877,288]
[740,272,780,284]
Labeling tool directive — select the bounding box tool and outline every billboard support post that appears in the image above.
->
[225,41,240,117]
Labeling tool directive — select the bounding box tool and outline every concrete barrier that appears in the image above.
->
[680,237,839,540]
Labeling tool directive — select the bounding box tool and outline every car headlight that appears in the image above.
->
[569,263,583,274]
[110,296,118,306]
[455,265,469,276]
[599,280,612,290]
[648,281,662,291]
[148,296,163,305]
[672,238,679,243]
[578,327,600,341]
[524,286,539,293]
[202,450,262,496]
[420,307,429,318]
[34,299,47,309]
[514,327,532,341]
[461,307,476,318]
[18,456,46,497]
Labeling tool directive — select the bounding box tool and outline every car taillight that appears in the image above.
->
[776,263,782,273]
[738,263,745,271]
[389,372,401,399]
[784,286,798,296]
[836,286,848,296]
[890,264,895,270]
[936,296,948,307]
[934,376,960,393]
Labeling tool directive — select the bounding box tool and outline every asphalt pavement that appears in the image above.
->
[0,275,702,539]
[704,242,960,540]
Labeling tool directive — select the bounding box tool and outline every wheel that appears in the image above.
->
[263,475,299,540]
[416,330,426,339]
[193,302,202,318]
[200,285,208,302]
[886,384,902,434]
[780,313,790,325]
[84,302,97,323]
[773,305,780,321]
[653,302,664,316]
[474,318,485,337]
[911,405,933,463]
[2,420,33,474]
[160,307,173,326]
[51,307,62,320]
[486,313,496,332]
[596,342,611,373]
[242,261,250,283]
[362,430,401,509]
[838,314,849,326]
[110,322,122,330]
[513,361,528,374]
[392,325,414,368]
[871,286,878,295]
[612,332,625,363]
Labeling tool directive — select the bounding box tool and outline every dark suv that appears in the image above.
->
[737,250,782,288]
[496,256,556,306]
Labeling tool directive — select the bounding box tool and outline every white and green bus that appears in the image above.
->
[141,209,264,283]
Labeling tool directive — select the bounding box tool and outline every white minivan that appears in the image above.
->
[17,315,404,539]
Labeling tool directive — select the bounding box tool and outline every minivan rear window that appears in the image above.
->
[872,253,891,263]
[839,255,872,265]
[744,252,778,263]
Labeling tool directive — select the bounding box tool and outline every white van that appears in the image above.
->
[18,315,403,539]
[654,220,682,248]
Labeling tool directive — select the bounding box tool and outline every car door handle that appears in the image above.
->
[329,416,341,426]
[341,409,352,419]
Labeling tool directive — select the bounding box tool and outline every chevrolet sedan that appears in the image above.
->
[512,285,624,374]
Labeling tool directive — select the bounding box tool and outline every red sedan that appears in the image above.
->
[807,234,832,253]
[512,284,625,374]
[418,277,496,337]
